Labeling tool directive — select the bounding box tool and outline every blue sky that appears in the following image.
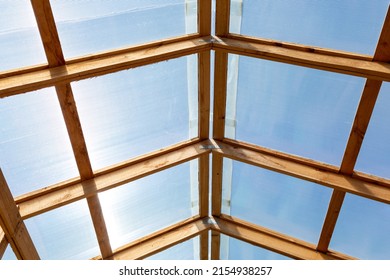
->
[1,0,389,260]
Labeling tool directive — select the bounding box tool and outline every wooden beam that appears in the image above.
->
[0,37,211,98]
[100,217,210,260]
[211,153,224,216]
[0,170,39,259]
[0,227,7,259]
[318,7,390,253]
[215,0,230,36]
[18,140,211,219]
[212,215,355,260]
[200,231,209,260]
[211,230,221,260]
[198,51,211,140]
[213,140,390,204]
[199,154,210,217]
[198,0,212,36]
[212,36,390,82]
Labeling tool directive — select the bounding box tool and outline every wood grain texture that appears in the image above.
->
[199,51,211,140]
[215,0,230,36]
[213,51,228,139]
[0,227,7,259]
[199,0,212,36]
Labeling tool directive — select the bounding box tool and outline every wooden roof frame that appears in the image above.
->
[0,0,389,260]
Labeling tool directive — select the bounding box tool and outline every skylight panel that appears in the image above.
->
[146,236,200,260]
[225,55,364,166]
[0,88,79,197]
[98,160,198,251]
[330,194,390,259]
[355,82,390,179]
[24,199,100,260]
[220,234,292,260]
[222,159,331,244]
[0,0,46,71]
[50,0,198,58]
[72,55,198,171]
[232,0,389,55]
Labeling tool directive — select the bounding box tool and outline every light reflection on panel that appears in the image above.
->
[226,55,364,166]
[222,159,331,244]
[73,55,198,171]
[0,88,79,197]
[355,83,390,179]
[146,236,200,260]
[50,0,197,58]
[220,234,291,260]
[99,161,197,250]
[330,194,390,260]
[234,0,389,55]
[0,0,46,71]
[1,245,17,260]
[24,199,100,260]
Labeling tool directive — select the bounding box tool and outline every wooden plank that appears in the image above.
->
[374,6,390,62]
[211,230,221,260]
[0,37,211,98]
[317,190,346,252]
[18,140,212,219]
[104,217,210,260]
[213,51,228,139]
[0,170,39,259]
[212,215,355,260]
[200,231,209,260]
[198,0,212,36]
[199,51,211,139]
[0,227,7,259]
[212,36,390,82]
[213,140,390,204]
[211,153,224,216]
[199,154,210,217]
[215,0,230,36]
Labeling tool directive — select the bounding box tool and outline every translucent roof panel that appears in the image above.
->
[355,82,390,179]
[226,55,364,165]
[146,236,200,260]
[73,55,197,171]
[220,234,291,260]
[232,0,389,55]
[0,0,46,71]
[99,160,198,250]
[0,88,79,197]
[330,194,390,260]
[222,159,331,244]
[24,199,100,260]
[1,245,17,260]
[50,0,197,58]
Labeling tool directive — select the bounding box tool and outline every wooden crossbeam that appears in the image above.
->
[99,217,210,260]
[0,170,39,259]
[18,140,211,219]
[0,37,211,98]
[212,215,354,260]
[212,36,390,82]
[199,0,212,36]
[213,140,390,204]
[318,7,390,253]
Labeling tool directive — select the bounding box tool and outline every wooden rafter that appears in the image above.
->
[213,140,390,204]
[0,170,39,259]
[317,7,390,253]
[212,215,355,260]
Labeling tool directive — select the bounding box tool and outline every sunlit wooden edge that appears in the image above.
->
[212,215,355,260]
[0,227,7,259]
[17,139,212,219]
[214,139,390,204]
[212,36,390,81]
[0,35,211,98]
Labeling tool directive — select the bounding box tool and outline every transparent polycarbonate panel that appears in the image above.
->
[99,161,197,250]
[0,88,79,197]
[233,0,389,55]
[220,234,291,260]
[1,245,17,260]
[146,236,200,260]
[0,0,46,71]
[24,199,100,260]
[50,0,197,58]
[330,194,390,259]
[355,83,390,179]
[222,159,331,243]
[73,55,198,170]
[226,55,364,165]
